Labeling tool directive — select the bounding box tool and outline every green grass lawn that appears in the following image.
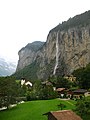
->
[0,99,76,120]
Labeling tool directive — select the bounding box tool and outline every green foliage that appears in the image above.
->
[51,10,90,32]
[49,76,72,88]
[56,76,72,88]
[58,103,66,110]
[41,85,57,100]
[13,10,90,81]
[75,97,90,117]
[13,60,40,80]
[26,80,57,100]
[0,76,20,109]
[73,63,90,89]
[48,76,57,86]
[13,59,55,81]
[0,99,76,120]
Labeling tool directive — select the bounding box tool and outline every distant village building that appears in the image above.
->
[25,81,32,86]
[53,87,56,91]
[56,88,90,99]
[44,110,82,120]
[56,88,66,93]
[56,88,66,97]
[21,79,25,86]
[84,91,90,97]
[21,78,32,87]
[73,89,87,95]
[72,89,88,98]
[41,81,53,86]
[66,89,89,99]
[64,75,76,82]
[41,80,56,91]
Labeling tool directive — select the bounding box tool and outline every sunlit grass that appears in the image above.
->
[0,99,76,120]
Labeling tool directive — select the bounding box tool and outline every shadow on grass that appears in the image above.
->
[57,103,66,110]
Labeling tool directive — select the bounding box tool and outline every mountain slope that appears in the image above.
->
[14,10,90,80]
[16,41,45,71]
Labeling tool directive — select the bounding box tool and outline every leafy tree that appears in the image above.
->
[75,97,90,117]
[49,76,72,89]
[41,85,57,100]
[0,76,19,109]
[26,80,57,100]
[48,76,57,86]
[58,103,66,110]
[73,63,90,89]
[56,76,72,88]
[26,80,43,100]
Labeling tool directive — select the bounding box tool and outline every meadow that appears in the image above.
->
[0,99,76,120]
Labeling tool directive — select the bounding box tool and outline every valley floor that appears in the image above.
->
[0,99,89,120]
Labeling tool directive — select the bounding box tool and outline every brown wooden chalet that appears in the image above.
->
[66,89,88,99]
[71,89,88,99]
[56,88,66,97]
[44,110,82,120]
[56,88,66,93]
[73,89,87,95]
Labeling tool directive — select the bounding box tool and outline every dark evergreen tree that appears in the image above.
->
[73,63,90,89]
[0,76,19,109]
[75,97,90,117]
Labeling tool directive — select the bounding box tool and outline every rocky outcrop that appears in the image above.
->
[16,10,90,80]
[51,26,90,74]
[34,26,90,79]
[16,41,45,71]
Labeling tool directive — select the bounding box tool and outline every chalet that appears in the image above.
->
[56,88,66,97]
[66,89,73,98]
[56,88,66,93]
[72,89,88,99]
[44,110,82,120]
[73,89,87,95]
[41,81,53,86]
[64,75,76,82]
[21,79,25,86]
[41,81,56,91]
[25,81,32,86]
[21,78,32,87]
[84,91,90,97]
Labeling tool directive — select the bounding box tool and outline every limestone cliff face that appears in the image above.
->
[60,26,90,74]
[17,48,37,71]
[51,26,90,74]
[16,11,90,80]
[16,41,45,71]
[34,26,90,79]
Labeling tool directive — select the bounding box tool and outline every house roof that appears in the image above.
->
[44,110,82,120]
[73,89,87,93]
[21,79,32,86]
[25,81,32,86]
[41,81,52,86]
[56,88,65,92]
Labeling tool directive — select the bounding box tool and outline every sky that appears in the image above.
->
[0,0,90,64]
